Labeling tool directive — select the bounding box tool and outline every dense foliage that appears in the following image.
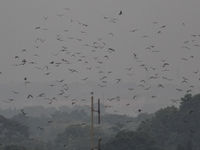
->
[103,94,200,150]
[1,93,200,150]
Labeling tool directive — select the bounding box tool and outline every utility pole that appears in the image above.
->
[98,99,100,124]
[90,92,94,150]
[90,92,101,150]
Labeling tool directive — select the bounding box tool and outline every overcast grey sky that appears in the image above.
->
[0,0,200,115]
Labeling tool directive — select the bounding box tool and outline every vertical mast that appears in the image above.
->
[90,93,101,150]
[98,98,100,124]
[90,92,94,150]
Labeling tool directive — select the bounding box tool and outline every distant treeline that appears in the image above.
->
[0,93,199,150]
[103,93,199,150]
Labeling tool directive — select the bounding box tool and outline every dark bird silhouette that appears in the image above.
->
[162,76,173,81]
[68,68,78,73]
[162,63,169,68]
[37,93,45,98]
[107,48,115,53]
[64,94,71,99]
[11,90,19,94]
[118,10,122,16]
[37,126,44,131]
[57,79,64,83]
[82,77,88,81]
[128,88,135,91]
[27,94,33,99]
[115,78,121,83]
[140,80,146,83]
[49,84,56,87]
[48,120,53,123]
[97,84,106,87]
[160,25,166,29]
[35,27,41,30]
[157,30,162,34]
[144,86,151,90]
[189,110,194,114]
[158,84,164,88]
[44,72,51,76]
[129,28,138,32]
[8,98,14,102]
[50,61,54,64]
[181,57,188,61]
[170,99,180,104]
[133,95,137,100]
[14,56,19,59]
[176,88,183,92]
[186,89,192,93]
[125,67,133,71]
[20,109,27,116]
[149,75,159,79]
[182,76,188,83]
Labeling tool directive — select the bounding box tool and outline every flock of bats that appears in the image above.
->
[1,7,200,116]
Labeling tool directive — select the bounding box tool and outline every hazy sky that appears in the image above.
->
[0,0,200,115]
[0,0,200,82]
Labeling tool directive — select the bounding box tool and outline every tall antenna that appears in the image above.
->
[90,92,94,150]
[98,98,101,124]
[90,92,101,150]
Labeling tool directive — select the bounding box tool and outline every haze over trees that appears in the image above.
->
[0,93,200,150]
[103,93,200,150]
